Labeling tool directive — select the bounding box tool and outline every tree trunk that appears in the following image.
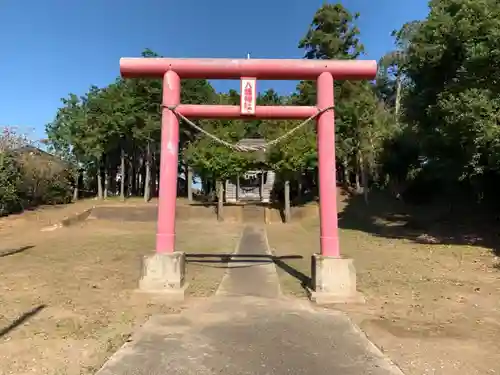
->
[104,168,109,199]
[151,153,158,197]
[144,142,152,202]
[128,160,134,197]
[217,179,224,221]
[73,186,79,201]
[72,170,79,201]
[368,131,377,184]
[139,157,145,196]
[97,172,103,200]
[236,174,240,201]
[120,148,126,201]
[395,75,402,124]
[201,177,207,195]
[131,152,137,196]
[137,166,142,196]
[355,171,361,192]
[284,179,291,223]
[359,152,369,205]
[297,171,302,202]
[260,170,264,201]
[203,178,209,196]
[207,179,214,197]
[111,170,117,196]
[342,158,349,188]
[187,166,193,201]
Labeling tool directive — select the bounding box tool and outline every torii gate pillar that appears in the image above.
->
[120,57,376,303]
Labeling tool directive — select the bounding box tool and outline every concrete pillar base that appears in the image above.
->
[138,252,187,301]
[308,254,365,305]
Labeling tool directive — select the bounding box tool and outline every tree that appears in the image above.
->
[46,48,218,203]
[184,117,254,220]
[402,0,500,201]
[295,3,365,106]
[337,82,396,200]
[264,118,317,220]
[32,1,500,225]
[46,93,90,200]
[378,21,421,117]
[295,3,395,197]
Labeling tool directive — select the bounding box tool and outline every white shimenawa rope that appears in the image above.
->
[162,105,335,152]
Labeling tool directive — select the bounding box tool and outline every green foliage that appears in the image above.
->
[262,120,316,178]
[42,8,398,206]
[0,127,72,215]
[184,119,254,180]
[392,0,500,201]
[337,82,396,173]
[0,152,23,215]
[298,3,364,60]
[16,149,73,206]
[38,0,500,209]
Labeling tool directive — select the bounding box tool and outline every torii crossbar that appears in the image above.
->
[120,57,377,303]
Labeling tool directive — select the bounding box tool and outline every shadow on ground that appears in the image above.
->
[0,305,46,338]
[186,253,312,289]
[0,245,34,258]
[338,190,500,257]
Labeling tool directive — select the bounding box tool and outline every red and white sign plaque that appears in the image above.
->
[240,77,257,115]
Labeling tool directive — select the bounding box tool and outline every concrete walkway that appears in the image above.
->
[96,225,403,375]
[216,225,281,298]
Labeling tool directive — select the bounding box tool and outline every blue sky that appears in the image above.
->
[0,0,429,142]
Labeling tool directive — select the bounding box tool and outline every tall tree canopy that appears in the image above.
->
[24,0,500,216]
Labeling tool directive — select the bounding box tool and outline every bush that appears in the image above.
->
[16,148,73,208]
[0,152,23,215]
[0,127,74,215]
[42,171,73,205]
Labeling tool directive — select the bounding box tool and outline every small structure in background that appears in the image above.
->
[225,138,276,204]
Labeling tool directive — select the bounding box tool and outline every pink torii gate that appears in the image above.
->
[120,57,376,303]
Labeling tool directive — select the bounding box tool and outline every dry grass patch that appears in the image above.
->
[0,215,241,375]
[266,194,500,375]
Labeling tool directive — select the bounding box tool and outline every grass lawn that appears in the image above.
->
[0,202,241,375]
[266,192,500,375]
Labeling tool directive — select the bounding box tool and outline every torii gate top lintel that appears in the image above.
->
[119,57,377,80]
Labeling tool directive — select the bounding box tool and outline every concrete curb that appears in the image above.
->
[40,207,94,232]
